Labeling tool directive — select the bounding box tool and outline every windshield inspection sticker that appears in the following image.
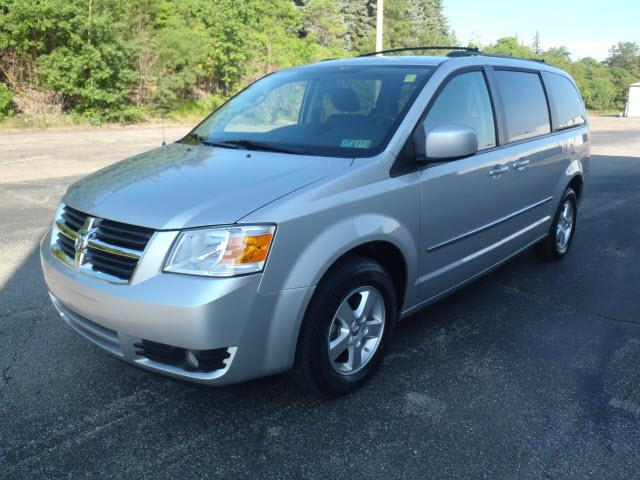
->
[340,139,372,149]
[404,73,418,83]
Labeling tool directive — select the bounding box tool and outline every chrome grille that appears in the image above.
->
[51,204,154,283]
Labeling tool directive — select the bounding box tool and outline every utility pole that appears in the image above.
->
[376,0,383,53]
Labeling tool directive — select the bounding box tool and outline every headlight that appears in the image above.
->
[164,225,275,277]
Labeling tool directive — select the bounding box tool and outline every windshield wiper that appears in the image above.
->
[183,133,307,154]
[215,139,308,155]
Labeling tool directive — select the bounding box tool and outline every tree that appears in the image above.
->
[486,37,535,58]
[575,57,616,111]
[541,46,572,71]
[603,42,639,109]
[0,81,13,119]
[31,0,140,122]
[609,66,637,108]
[334,0,376,53]
[384,0,413,49]
[408,0,451,45]
[299,0,347,52]
[532,30,541,55]
[606,41,640,71]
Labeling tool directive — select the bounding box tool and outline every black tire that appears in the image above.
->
[535,188,578,261]
[292,255,397,398]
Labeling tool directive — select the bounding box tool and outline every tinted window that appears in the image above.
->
[495,70,551,142]
[188,66,434,157]
[545,73,586,130]
[423,71,496,150]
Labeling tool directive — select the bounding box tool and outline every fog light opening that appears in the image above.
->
[185,350,200,369]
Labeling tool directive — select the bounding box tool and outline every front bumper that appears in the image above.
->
[40,230,313,385]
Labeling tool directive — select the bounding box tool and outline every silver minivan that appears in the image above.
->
[40,48,590,397]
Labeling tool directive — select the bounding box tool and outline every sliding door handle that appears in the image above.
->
[511,158,530,171]
[489,165,509,178]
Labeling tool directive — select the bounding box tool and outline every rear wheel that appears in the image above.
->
[536,188,578,261]
[292,255,397,398]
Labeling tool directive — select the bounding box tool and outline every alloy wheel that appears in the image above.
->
[327,286,386,375]
[556,199,575,253]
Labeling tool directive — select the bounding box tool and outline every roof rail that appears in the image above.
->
[446,50,546,63]
[357,46,545,64]
[358,46,479,57]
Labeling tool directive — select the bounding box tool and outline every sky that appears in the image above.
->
[443,0,640,60]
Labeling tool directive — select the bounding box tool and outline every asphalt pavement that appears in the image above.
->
[1,117,639,479]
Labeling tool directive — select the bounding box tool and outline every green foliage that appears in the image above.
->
[1,1,638,124]
[384,0,412,49]
[0,82,13,119]
[331,0,452,54]
[574,58,617,111]
[486,37,537,58]
[408,0,451,45]
[0,0,142,123]
[333,0,376,53]
[606,42,640,71]
[300,0,347,53]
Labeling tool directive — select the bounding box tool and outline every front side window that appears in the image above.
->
[494,70,551,142]
[544,73,587,130]
[422,71,497,151]
[187,65,435,157]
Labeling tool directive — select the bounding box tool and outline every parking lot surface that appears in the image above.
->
[1,117,639,479]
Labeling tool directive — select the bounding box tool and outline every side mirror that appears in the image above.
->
[417,124,478,163]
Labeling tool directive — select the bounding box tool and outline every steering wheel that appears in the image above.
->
[369,113,395,125]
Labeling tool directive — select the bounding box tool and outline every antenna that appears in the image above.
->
[161,112,166,146]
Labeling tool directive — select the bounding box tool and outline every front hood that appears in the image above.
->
[63,143,351,230]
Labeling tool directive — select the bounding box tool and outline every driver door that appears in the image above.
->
[417,69,530,302]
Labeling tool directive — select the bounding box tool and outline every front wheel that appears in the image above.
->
[536,188,578,261]
[292,255,397,398]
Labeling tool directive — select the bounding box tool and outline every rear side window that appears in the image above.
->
[423,71,496,151]
[545,73,586,130]
[494,70,551,142]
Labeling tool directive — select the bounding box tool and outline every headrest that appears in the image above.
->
[330,88,360,112]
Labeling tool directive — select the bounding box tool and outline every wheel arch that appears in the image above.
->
[270,216,418,370]
[567,174,584,200]
[318,240,409,313]
[289,238,409,384]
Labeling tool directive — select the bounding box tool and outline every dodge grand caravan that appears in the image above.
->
[41,47,590,397]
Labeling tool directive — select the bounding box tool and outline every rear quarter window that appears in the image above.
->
[544,73,587,130]
[494,70,551,142]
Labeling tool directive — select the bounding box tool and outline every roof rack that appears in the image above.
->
[357,45,545,64]
[446,49,545,63]
[358,46,479,57]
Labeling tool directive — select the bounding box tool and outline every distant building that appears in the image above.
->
[625,82,640,117]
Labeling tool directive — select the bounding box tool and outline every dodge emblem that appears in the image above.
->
[74,217,97,267]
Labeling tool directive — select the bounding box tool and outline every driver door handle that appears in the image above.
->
[489,165,509,178]
[511,158,530,171]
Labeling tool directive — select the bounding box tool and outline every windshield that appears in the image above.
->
[185,64,435,157]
